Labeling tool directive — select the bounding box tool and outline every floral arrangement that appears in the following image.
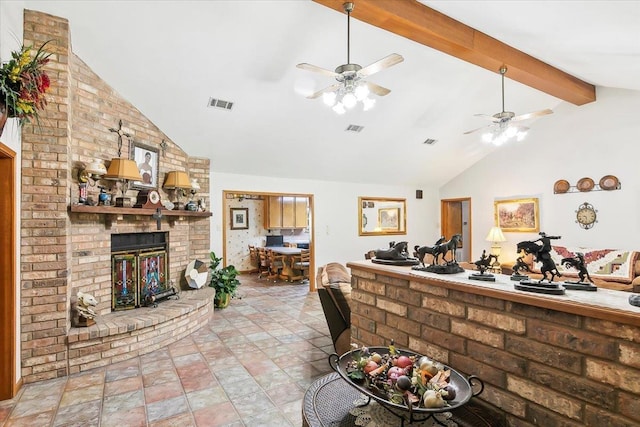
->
[0,41,52,124]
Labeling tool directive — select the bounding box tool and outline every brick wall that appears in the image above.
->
[349,264,640,426]
[20,10,211,383]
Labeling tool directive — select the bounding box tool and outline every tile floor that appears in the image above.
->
[0,274,335,427]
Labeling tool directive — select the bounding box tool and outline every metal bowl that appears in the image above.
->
[329,346,483,414]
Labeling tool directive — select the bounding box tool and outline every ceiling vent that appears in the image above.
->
[423,138,437,145]
[346,124,364,133]
[208,97,234,111]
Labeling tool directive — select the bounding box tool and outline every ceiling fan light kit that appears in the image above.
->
[467,66,553,146]
[297,2,403,114]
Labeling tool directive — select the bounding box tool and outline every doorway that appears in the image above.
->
[222,190,315,291]
[0,142,17,399]
[441,198,472,262]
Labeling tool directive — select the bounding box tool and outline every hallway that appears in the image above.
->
[0,274,333,426]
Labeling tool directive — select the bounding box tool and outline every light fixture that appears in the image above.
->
[163,171,191,210]
[485,226,507,272]
[78,159,107,186]
[103,158,143,207]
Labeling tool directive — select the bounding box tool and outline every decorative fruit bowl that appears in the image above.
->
[329,345,483,415]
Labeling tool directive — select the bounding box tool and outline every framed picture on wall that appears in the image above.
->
[378,207,400,231]
[230,207,249,230]
[494,198,540,232]
[130,142,159,189]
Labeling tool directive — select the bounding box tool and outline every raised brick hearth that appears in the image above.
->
[19,10,212,383]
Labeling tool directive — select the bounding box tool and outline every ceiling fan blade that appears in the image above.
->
[307,83,342,99]
[473,113,502,122]
[296,63,339,77]
[358,53,404,78]
[510,108,554,122]
[464,125,489,135]
[365,81,391,97]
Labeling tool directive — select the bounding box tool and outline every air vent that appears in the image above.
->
[423,138,437,145]
[346,124,364,133]
[207,97,234,111]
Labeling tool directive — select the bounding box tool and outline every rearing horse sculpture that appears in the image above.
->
[517,240,561,282]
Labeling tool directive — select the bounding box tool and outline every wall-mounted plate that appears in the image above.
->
[553,179,570,194]
[599,175,619,191]
[576,177,594,192]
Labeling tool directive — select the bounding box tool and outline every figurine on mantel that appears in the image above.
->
[76,291,98,327]
[469,250,497,282]
[372,241,419,266]
[510,254,531,281]
[515,232,565,295]
[561,252,597,291]
[412,234,464,274]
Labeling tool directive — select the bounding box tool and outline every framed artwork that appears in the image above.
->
[494,198,540,232]
[130,142,159,189]
[378,207,401,231]
[230,207,249,230]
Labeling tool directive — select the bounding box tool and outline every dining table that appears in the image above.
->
[267,246,303,281]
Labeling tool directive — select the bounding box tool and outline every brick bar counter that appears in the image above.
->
[347,260,640,427]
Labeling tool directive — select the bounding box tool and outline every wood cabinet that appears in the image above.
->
[265,196,308,229]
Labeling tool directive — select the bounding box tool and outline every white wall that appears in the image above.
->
[211,172,440,269]
[441,87,640,263]
[1,0,25,389]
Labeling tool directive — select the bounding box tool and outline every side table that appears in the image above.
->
[302,372,501,427]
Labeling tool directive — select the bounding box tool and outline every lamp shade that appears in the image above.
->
[163,171,191,189]
[104,158,142,181]
[485,226,506,242]
[84,159,107,176]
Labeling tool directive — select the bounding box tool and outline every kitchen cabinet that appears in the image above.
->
[265,196,308,229]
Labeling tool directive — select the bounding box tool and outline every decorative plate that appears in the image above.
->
[576,177,595,192]
[599,175,619,191]
[553,179,570,194]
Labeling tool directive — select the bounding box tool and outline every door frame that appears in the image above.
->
[441,197,472,261]
[0,142,18,399]
[222,190,316,291]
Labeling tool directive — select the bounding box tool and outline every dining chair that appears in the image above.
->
[257,247,270,279]
[248,245,258,270]
[266,249,285,282]
[292,249,310,283]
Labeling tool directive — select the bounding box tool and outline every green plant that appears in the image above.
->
[0,41,52,124]
[208,251,240,302]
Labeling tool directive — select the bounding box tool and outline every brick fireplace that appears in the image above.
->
[19,10,212,383]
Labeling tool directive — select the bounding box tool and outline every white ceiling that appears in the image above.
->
[21,0,640,187]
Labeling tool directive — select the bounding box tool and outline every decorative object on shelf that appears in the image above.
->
[130,142,159,189]
[208,251,240,309]
[372,241,419,266]
[185,259,208,289]
[296,2,403,114]
[464,66,553,145]
[0,41,52,132]
[515,233,564,293]
[630,294,640,307]
[76,291,98,327]
[510,254,531,281]
[108,119,131,157]
[485,226,506,273]
[163,171,191,210]
[103,158,143,207]
[159,138,168,157]
[469,250,497,282]
[230,207,249,230]
[560,252,597,291]
[186,178,200,211]
[576,177,595,192]
[553,179,570,194]
[133,189,162,209]
[599,175,620,191]
[575,202,597,229]
[98,186,111,206]
[412,234,464,274]
[78,159,107,186]
[494,198,539,233]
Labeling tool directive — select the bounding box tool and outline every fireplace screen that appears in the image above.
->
[111,250,168,310]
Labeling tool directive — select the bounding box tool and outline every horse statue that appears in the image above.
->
[414,235,457,267]
[375,241,409,260]
[433,234,462,265]
[561,253,593,283]
[517,240,561,283]
[474,252,498,275]
[512,255,531,276]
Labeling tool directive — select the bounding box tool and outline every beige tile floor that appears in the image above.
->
[0,274,334,427]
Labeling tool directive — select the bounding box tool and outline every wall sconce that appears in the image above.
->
[103,158,143,207]
[78,159,107,186]
[485,226,506,272]
[163,171,191,210]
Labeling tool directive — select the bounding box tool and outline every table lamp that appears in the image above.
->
[163,171,191,210]
[103,158,143,207]
[485,226,506,272]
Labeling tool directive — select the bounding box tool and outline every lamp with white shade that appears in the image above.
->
[485,226,507,273]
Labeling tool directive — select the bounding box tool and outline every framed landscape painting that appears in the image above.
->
[494,198,539,232]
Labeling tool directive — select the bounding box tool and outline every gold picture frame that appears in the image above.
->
[358,197,406,236]
[494,198,539,232]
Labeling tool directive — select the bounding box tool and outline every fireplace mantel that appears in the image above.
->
[70,204,212,217]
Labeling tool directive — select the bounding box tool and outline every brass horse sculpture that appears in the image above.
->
[517,240,561,283]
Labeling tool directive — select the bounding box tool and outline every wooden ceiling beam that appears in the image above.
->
[313,0,596,105]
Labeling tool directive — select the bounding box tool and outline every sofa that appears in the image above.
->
[316,263,352,355]
[505,245,640,292]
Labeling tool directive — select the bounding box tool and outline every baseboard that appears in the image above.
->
[12,377,22,397]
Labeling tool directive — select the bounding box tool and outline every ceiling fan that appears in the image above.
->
[464,66,553,144]
[296,2,403,113]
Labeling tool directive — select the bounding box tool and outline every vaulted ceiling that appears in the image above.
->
[20,0,640,187]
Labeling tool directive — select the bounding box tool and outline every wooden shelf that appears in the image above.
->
[69,204,212,217]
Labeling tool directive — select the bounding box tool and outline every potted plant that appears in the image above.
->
[208,251,240,308]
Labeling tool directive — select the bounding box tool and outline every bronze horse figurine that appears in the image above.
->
[562,253,593,283]
[517,240,561,282]
[375,241,409,260]
[474,253,498,275]
[415,234,462,266]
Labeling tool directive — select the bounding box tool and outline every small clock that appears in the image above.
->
[576,202,597,229]
[134,189,163,209]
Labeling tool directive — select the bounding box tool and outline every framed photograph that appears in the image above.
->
[230,207,249,230]
[494,198,540,232]
[130,142,159,189]
[378,207,400,231]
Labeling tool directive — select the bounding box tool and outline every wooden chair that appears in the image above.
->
[291,249,310,282]
[248,245,258,270]
[266,249,285,282]
[257,247,270,279]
